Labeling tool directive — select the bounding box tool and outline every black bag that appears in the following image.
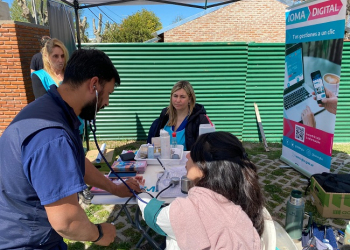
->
[306,172,350,194]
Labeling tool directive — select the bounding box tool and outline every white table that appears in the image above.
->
[91,151,189,205]
[91,152,189,249]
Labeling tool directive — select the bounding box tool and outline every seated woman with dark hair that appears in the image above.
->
[147,80,210,151]
[138,131,266,249]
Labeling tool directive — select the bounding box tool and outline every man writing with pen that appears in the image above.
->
[0,49,142,249]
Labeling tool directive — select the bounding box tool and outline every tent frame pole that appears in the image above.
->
[72,0,90,151]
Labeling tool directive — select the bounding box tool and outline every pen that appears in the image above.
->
[157,158,166,171]
[156,158,166,192]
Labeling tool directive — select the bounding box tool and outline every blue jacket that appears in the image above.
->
[147,103,209,150]
[0,85,85,249]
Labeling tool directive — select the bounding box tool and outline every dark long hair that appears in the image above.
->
[191,131,265,236]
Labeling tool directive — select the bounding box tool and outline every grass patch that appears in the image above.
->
[121,228,143,245]
[89,242,120,250]
[116,242,132,249]
[85,205,103,220]
[277,179,288,184]
[115,222,125,230]
[271,169,286,176]
[264,184,282,194]
[271,194,284,203]
[242,142,282,160]
[96,210,110,220]
[333,143,350,154]
[332,218,347,227]
[65,241,85,250]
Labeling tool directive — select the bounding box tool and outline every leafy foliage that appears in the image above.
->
[79,16,90,43]
[102,9,162,43]
[10,0,33,23]
[10,0,48,25]
[172,15,184,24]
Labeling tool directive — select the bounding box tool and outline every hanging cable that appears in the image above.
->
[100,5,124,20]
[90,121,148,204]
[97,6,120,24]
[86,7,119,42]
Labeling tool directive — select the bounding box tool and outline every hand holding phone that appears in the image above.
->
[311,70,326,104]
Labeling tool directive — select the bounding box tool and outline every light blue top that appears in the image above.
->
[163,125,186,151]
[31,70,85,136]
[31,69,58,91]
[163,117,188,150]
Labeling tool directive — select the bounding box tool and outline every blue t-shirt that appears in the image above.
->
[22,128,87,205]
[0,85,87,249]
[163,117,188,150]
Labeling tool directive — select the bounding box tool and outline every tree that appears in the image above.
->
[10,0,28,23]
[93,13,103,43]
[102,9,162,43]
[172,15,184,24]
[101,22,120,42]
[79,16,90,43]
[10,0,48,25]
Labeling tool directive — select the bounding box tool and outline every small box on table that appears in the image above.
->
[111,160,147,174]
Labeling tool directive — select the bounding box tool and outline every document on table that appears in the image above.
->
[157,166,187,198]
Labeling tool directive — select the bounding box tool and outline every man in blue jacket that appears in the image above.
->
[0,49,141,249]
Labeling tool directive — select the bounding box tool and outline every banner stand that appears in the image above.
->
[280,155,313,178]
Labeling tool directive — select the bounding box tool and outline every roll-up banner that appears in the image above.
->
[280,0,346,177]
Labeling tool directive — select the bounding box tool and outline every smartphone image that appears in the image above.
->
[311,70,326,104]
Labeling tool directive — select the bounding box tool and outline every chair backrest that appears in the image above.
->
[147,118,160,143]
[274,220,298,250]
[261,208,276,250]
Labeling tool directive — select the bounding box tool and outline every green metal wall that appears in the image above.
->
[83,42,248,141]
[336,42,350,142]
[82,42,350,142]
[243,43,285,142]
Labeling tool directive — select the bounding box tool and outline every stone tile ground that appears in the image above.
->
[66,151,350,250]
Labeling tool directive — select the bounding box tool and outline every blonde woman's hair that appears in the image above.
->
[42,38,68,84]
[166,80,196,126]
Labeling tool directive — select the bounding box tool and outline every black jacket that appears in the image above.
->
[147,103,209,150]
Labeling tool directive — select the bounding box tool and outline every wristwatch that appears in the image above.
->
[91,224,104,242]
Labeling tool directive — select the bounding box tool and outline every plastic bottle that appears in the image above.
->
[160,129,171,159]
[147,145,154,159]
[285,190,305,240]
[171,132,177,148]
[344,222,350,245]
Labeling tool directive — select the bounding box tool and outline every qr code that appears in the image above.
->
[295,125,305,142]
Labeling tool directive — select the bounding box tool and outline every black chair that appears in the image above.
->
[147,118,160,143]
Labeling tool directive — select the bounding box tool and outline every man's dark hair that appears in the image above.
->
[63,49,120,88]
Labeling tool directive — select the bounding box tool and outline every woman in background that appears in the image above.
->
[31,38,68,99]
[31,39,85,136]
[138,131,265,249]
[147,80,210,150]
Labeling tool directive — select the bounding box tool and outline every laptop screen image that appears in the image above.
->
[285,43,304,91]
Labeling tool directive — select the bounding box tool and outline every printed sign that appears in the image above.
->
[281,0,345,177]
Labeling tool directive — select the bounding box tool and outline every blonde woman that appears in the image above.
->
[147,81,210,150]
[31,38,68,99]
[31,39,85,136]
